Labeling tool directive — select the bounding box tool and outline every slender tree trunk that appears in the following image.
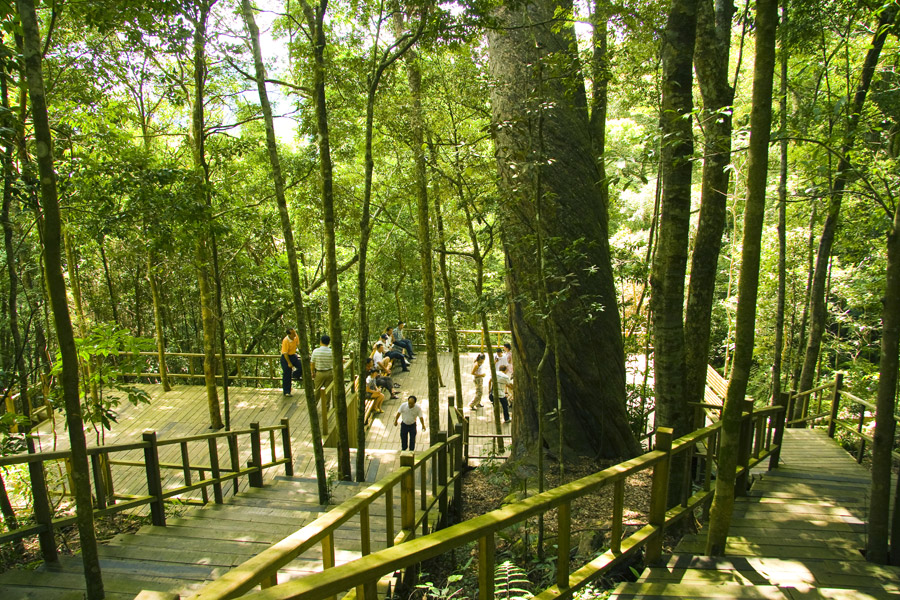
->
[241,0,327,499]
[706,0,777,555]
[684,0,735,411]
[869,207,900,564]
[434,189,463,410]
[795,5,896,412]
[402,42,441,446]
[772,5,788,405]
[190,1,223,430]
[97,237,119,326]
[147,254,171,391]
[17,0,103,595]
[301,0,352,479]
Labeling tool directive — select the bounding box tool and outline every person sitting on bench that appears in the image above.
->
[365,357,398,399]
[380,334,411,371]
[365,369,386,413]
[392,321,415,359]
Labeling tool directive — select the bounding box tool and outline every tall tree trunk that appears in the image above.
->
[706,0,777,555]
[97,236,119,325]
[190,0,223,430]
[147,254,172,392]
[241,0,327,500]
[401,39,441,446]
[795,5,896,413]
[488,0,639,459]
[589,0,609,207]
[772,5,788,405]
[869,201,900,564]
[301,0,352,479]
[650,0,699,458]
[16,0,104,596]
[434,177,463,410]
[684,0,735,411]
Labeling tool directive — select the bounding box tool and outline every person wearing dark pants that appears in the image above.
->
[394,395,426,451]
[392,321,415,359]
[490,365,513,423]
[280,328,302,396]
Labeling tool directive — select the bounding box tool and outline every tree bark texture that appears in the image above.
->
[16,0,104,596]
[190,0,223,430]
[868,201,900,564]
[487,0,640,459]
[650,0,699,444]
[684,0,734,411]
[241,0,327,499]
[302,0,352,479]
[795,4,896,413]
[706,0,777,556]
[773,6,788,405]
[147,254,172,392]
[403,44,441,446]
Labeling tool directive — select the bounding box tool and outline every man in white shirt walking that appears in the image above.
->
[311,335,334,403]
[394,395,426,451]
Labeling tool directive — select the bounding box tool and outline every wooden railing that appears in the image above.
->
[140,401,785,600]
[405,328,511,352]
[0,420,294,564]
[788,373,898,464]
[122,352,283,386]
[174,416,468,600]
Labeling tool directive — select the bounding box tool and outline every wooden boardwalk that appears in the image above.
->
[26,351,509,500]
[612,428,900,599]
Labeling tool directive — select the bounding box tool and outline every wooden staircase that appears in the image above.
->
[0,477,381,600]
[610,428,900,598]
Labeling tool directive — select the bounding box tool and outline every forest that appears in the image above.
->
[2,0,900,590]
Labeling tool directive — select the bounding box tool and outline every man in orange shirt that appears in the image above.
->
[281,328,302,396]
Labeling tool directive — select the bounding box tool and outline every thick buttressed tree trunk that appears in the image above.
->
[241,0,327,500]
[301,0,352,479]
[488,0,640,460]
[650,0,699,445]
[706,0,777,555]
[795,4,896,415]
[17,0,104,596]
[685,0,735,410]
[190,0,223,430]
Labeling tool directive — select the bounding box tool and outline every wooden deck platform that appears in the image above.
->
[26,351,510,501]
[611,427,900,599]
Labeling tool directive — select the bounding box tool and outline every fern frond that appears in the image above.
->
[494,560,533,600]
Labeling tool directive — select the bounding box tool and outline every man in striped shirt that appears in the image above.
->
[311,335,334,403]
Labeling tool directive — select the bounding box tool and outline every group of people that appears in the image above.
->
[469,343,514,423]
[280,325,513,451]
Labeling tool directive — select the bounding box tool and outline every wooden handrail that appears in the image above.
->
[187,430,466,600]
[172,405,783,600]
[0,420,293,555]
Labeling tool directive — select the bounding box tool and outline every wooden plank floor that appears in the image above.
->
[611,427,900,599]
[27,351,510,500]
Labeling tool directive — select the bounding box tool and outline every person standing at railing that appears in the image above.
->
[392,321,415,359]
[281,328,302,397]
[311,335,334,405]
[394,395,426,451]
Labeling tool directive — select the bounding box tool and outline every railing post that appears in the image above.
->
[827,373,843,438]
[281,418,294,476]
[437,432,448,528]
[143,431,165,526]
[249,422,264,488]
[769,392,789,470]
[227,433,239,496]
[735,400,754,496]
[208,437,224,504]
[611,478,624,554]
[557,501,571,590]
[400,452,416,539]
[454,423,464,519]
[645,427,673,564]
[478,532,495,600]
[28,453,57,563]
